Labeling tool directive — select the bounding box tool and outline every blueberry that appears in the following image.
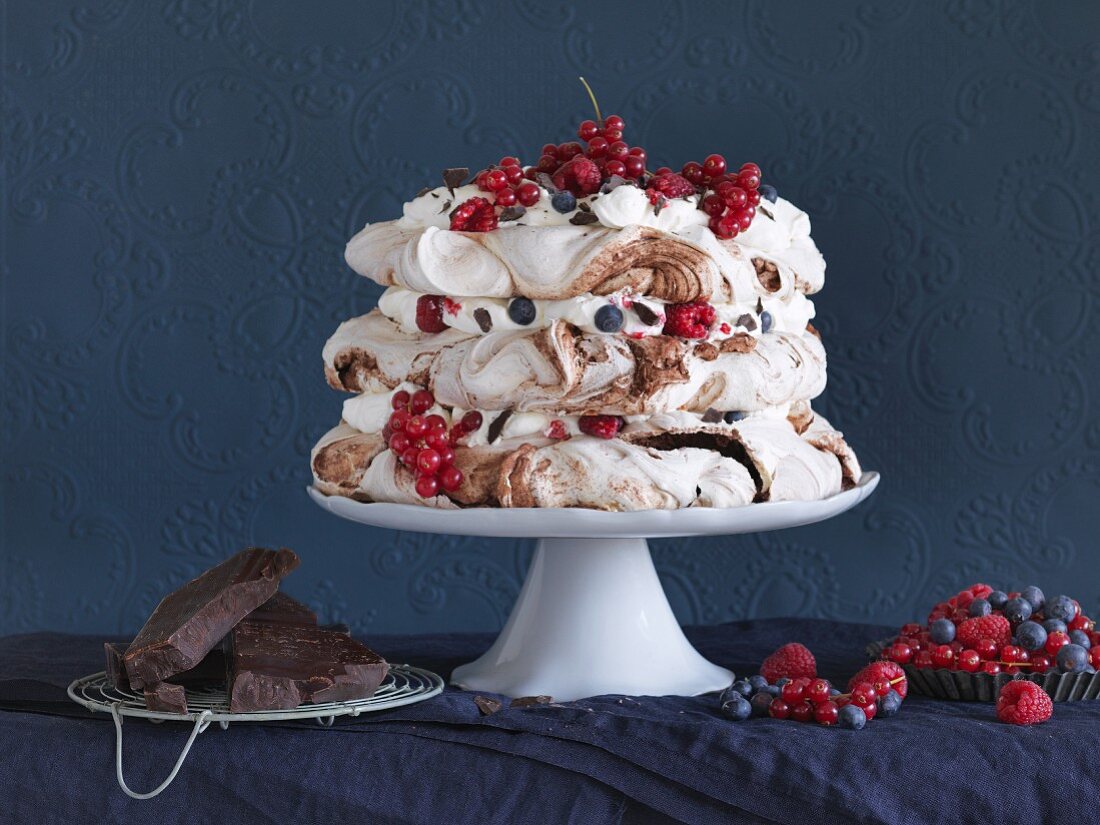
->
[763,685,781,697]
[721,695,752,721]
[758,184,778,204]
[930,618,956,644]
[1020,585,1045,612]
[877,689,903,718]
[728,679,754,699]
[594,304,624,333]
[775,678,791,687]
[760,311,774,333]
[1004,597,1033,623]
[1047,595,1076,624]
[838,704,867,730]
[724,411,746,424]
[987,590,1009,610]
[1043,618,1068,634]
[551,191,577,213]
[748,675,770,693]
[1057,643,1089,673]
[1070,629,1091,648]
[968,598,991,618]
[829,688,842,696]
[1016,620,1047,652]
[750,692,773,717]
[508,297,536,325]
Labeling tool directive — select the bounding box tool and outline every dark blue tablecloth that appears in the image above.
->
[2,619,1098,824]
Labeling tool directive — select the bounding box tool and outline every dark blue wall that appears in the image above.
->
[3,1,1099,636]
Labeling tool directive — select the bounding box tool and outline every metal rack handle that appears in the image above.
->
[110,705,212,799]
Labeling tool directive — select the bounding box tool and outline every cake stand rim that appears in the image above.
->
[306,471,879,538]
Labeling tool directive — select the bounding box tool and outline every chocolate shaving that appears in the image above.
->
[498,205,526,222]
[511,695,553,708]
[633,301,660,326]
[442,167,469,193]
[600,174,630,193]
[474,695,502,716]
[536,172,558,193]
[701,408,724,424]
[487,409,513,444]
[759,204,775,220]
[577,200,592,212]
[416,187,431,198]
[653,196,665,216]
[473,308,493,333]
[756,298,764,314]
[437,199,452,214]
[736,313,757,331]
[569,211,599,226]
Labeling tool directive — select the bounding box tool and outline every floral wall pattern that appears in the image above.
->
[2,0,1098,635]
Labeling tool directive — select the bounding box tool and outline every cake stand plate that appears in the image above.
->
[308,472,879,701]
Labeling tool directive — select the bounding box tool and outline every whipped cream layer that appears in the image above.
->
[377,285,814,340]
[346,193,825,303]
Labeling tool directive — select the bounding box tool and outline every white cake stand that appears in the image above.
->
[308,472,879,702]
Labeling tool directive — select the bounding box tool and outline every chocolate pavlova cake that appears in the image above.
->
[313,110,861,510]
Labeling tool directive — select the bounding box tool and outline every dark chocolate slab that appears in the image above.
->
[123,547,299,689]
[250,592,318,626]
[227,620,388,712]
[143,682,187,714]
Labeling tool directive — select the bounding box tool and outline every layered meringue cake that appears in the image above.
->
[312,114,861,510]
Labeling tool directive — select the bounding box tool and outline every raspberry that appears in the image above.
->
[646,172,696,204]
[415,295,448,333]
[956,615,1012,649]
[546,419,569,440]
[849,661,907,699]
[662,301,716,339]
[551,156,601,196]
[450,196,498,232]
[996,681,1053,726]
[760,643,816,683]
[577,414,622,440]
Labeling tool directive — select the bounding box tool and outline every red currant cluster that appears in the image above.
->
[383,389,480,498]
[451,158,541,232]
[535,114,648,191]
[694,157,763,239]
[765,670,904,726]
[882,582,1100,676]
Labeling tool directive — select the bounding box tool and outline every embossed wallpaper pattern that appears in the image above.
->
[2,1,1099,637]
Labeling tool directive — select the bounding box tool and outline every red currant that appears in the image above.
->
[1045,631,1069,656]
[607,141,629,161]
[459,411,483,432]
[914,650,933,669]
[701,194,725,217]
[602,128,623,143]
[586,136,609,158]
[504,165,524,185]
[887,642,913,664]
[981,661,1002,675]
[681,161,704,185]
[958,649,981,672]
[975,638,999,660]
[1070,614,1092,632]
[736,169,761,190]
[557,142,583,160]
[424,414,447,432]
[408,390,433,414]
[401,447,419,467]
[702,154,727,178]
[391,390,410,410]
[499,156,520,167]
[605,159,626,177]
[739,162,762,179]
[780,680,805,703]
[437,445,456,467]
[1031,654,1052,673]
[516,182,541,207]
[850,682,877,707]
[425,432,449,452]
[484,169,508,192]
[603,114,624,132]
[814,701,839,726]
[405,416,428,438]
[415,474,439,498]
[623,156,645,177]
[389,431,410,454]
[861,701,878,721]
[439,465,463,491]
[768,698,790,719]
[578,120,599,141]
[389,409,410,431]
[495,188,517,207]
[417,449,442,475]
[791,701,815,723]
[537,155,557,173]
[806,678,831,704]
[931,645,954,669]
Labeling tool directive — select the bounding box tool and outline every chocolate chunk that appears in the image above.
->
[442,167,469,193]
[510,695,553,708]
[498,205,526,222]
[633,301,660,327]
[249,591,318,626]
[487,409,512,444]
[123,547,299,689]
[474,695,502,716]
[227,620,388,712]
[436,199,452,214]
[536,172,557,192]
[576,200,592,212]
[415,187,431,198]
[569,211,599,226]
[104,642,129,691]
[472,307,493,333]
[701,408,724,424]
[144,682,187,715]
[735,313,757,331]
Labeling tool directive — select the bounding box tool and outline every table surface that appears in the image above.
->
[2,618,1098,825]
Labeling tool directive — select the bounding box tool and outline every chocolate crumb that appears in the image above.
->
[416,187,432,198]
[570,212,599,226]
[487,409,513,443]
[701,408,723,424]
[511,695,553,708]
[759,204,775,220]
[473,307,493,333]
[577,201,592,212]
[536,172,557,192]
[474,695,502,716]
[498,205,526,222]
[736,314,757,331]
[443,167,469,193]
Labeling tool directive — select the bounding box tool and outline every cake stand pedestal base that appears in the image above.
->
[451,537,732,701]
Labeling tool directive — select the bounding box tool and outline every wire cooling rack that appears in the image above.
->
[68,664,444,799]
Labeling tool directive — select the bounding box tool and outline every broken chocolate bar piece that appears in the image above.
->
[104,642,129,691]
[510,695,553,708]
[227,620,388,712]
[143,682,188,715]
[124,547,299,689]
[474,695,502,716]
[249,591,318,626]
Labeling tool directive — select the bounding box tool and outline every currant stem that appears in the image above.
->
[578,76,603,125]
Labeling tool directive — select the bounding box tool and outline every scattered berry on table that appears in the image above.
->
[996,681,1053,726]
[814,701,839,726]
[760,643,817,683]
[768,698,791,720]
[721,695,752,721]
[594,304,624,333]
[507,297,537,325]
[750,692,773,717]
[748,675,770,693]
[838,705,867,730]
[849,661,907,699]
